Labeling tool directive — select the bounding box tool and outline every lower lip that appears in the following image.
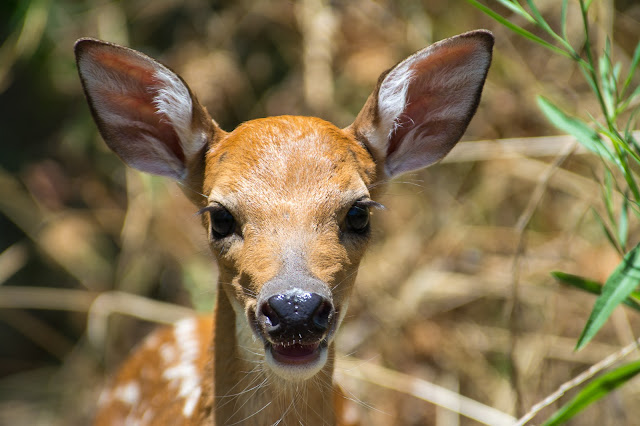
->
[269,342,322,365]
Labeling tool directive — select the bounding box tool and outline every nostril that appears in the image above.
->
[312,300,332,331]
[260,301,280,328]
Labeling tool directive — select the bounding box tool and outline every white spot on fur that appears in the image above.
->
[160,342,177,364]
[113,381,140,406]
[183,384,201,417]
[162,318,202,418]
[97,388,112,407]
[144,332,160,349]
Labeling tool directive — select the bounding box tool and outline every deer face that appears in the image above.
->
[199,116,378,379]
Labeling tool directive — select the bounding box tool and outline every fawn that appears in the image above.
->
[76,30,493,425]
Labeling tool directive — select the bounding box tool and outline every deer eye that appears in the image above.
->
[345,204,370,233]
[199,205,235,239]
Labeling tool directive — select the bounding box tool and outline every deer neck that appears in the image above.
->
[198,281,337,426]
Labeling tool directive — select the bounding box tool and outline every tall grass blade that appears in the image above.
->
[576,242,640,350]
[543,360,640,425]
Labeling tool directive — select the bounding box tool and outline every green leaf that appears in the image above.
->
[618,196,629,251]
[466,0,573,59]
[525,0,574,52]
[599,39,615,117]
[592,209,622,255]
[602,169,615,227]
[537,96,615,163]
[576,242,640,350]
[621,85,640,112]
[494,0,535,23]
[543,359,640,425]
[551,271,640,311]
[621,41,640,97]
[560,0,569,40]
[600,127,640,169]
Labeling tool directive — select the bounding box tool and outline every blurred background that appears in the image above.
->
[1,0,639,424]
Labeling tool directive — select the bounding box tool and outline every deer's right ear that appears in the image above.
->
[347,30,493,179]
[75,38,223,181]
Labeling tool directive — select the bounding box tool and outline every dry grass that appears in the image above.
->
[1,0,640,425]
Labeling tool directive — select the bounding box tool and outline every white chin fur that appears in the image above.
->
[265,345,328,381]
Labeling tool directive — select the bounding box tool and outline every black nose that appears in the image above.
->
[259,291,333,341]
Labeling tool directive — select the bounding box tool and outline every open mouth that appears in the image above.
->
[268,342,322,365]
[263,340,328,380]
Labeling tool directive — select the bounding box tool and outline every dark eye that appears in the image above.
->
[201,205,235,239]
[346,204,370,233]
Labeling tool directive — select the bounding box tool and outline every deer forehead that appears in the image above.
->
[204,116,377,221]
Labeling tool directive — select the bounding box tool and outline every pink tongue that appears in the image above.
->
[271,343,320,364]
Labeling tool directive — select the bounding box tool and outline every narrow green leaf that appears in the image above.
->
[613,63,622,91]
[599,39,615,117]
[600,128,640,169]
[619,196,629,251]
[625,111,640,155]
[621,85,640,112]
[494,0,535,23]
[466,0,573,59]
[543,360,640,425]
[621,41,640,97]
[603,169,615,226]
[551,271,640,311]
[525,0,574,52]
[592,208,622,255]
[537,97,615,163]
[576,242,640,350]
[560,0,569,39]
[619,153,640,201]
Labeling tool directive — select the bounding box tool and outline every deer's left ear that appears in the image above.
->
[347,30,493,178]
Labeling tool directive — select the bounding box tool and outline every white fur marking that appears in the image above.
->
[113,381,141,406]
[160,342,177,365]
[162,317,202,418]
[183,384,202,417]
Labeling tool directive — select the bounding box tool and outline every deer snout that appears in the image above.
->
[259,290,334,342]
[252,279,336,379]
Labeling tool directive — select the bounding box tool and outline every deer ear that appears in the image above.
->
[348,30,493,178]
[75,38,221,181]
